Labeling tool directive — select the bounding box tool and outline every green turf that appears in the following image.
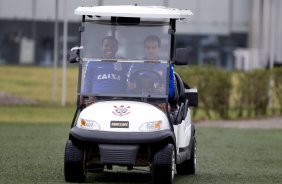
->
[0,65,78,105]
[0,123,69,184]
[0,106,76,124]
[0,123,281,184]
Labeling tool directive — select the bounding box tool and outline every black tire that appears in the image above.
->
[152,144,175,184]
[176,136,196,175]
[64,140,86,182]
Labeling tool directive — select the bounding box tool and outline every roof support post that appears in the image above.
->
[169,19,176,62]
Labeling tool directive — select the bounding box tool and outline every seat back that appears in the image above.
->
[174,72,185,102]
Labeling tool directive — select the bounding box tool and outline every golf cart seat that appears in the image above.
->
[170,72,196,124]
[174,72,186,103]
[169,72,185,121]
[170,72,186,105]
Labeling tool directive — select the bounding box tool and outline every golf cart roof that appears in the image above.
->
[75,5,193,19]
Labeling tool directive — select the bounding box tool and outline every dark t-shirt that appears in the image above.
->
[82,61,129,94]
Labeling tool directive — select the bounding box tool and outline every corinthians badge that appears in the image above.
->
[112,105,130,116]
[113,62,122,71]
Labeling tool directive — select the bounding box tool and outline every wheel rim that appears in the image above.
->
[194,139,197,170]
[172,148,175,180]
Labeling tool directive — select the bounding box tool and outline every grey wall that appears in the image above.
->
[0,0,251,35]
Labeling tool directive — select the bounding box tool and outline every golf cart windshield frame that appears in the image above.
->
[79,60,170,101]
[77,18,175,102]
[80,20,171,61]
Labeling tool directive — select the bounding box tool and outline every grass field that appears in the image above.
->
[1,66,282,183]
[0,122,281,184]
[0,65,78,105]
[0,106,76,124]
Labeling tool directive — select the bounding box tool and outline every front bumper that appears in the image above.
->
[70,127,175,144]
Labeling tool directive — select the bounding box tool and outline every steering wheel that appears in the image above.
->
[130,69,163,94]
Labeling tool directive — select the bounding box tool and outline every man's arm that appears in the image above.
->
[168,64,175,98]
[127,64,137,89]
[80,62,94,106]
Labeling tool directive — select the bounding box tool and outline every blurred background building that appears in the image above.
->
[0,0,281,70]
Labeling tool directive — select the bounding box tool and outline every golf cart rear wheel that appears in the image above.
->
[64,140,86,182]
[176,136,196,175]
[152,143,175,184]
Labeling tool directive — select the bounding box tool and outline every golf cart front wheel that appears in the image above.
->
[176,136,197,175]
[64,140,86,182]
[152,143,175,184]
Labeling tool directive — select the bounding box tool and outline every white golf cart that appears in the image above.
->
[65,5,198,184]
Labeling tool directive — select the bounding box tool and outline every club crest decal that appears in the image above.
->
[112,105,130,116]
[113,62,122,71]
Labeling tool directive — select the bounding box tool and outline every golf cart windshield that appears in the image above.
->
[80,60,169,99]
[80,21,170,60]
[79,21,171,101]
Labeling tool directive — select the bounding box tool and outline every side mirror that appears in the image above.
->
[175,48,189,65]
[69,46,83,63]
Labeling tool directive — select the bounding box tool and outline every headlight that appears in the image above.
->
[77,118,100,130]
[139,120,162,131]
